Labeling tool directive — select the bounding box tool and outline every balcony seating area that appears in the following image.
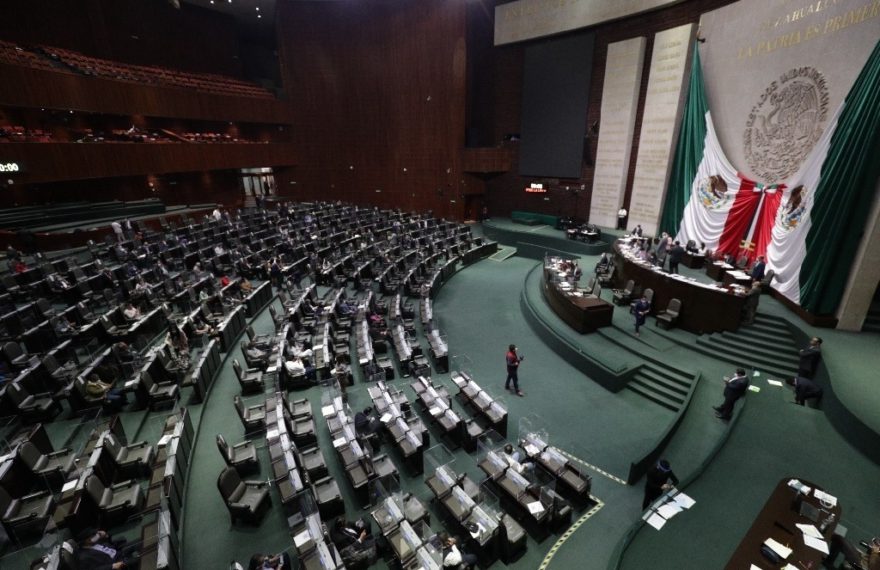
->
[73,127,171,144]
[36,45,274,99]
[0,126,52,143]
[0,39,273,99]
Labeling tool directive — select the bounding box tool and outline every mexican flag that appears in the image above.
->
[661,41,880,314]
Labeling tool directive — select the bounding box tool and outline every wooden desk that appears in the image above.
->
[725,478,841,570]
[681,251,705,269]
[542,268,613,333]
[612,241,746,334]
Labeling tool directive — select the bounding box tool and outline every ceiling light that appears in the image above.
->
[257,14,261,18]
[256,7,260,11]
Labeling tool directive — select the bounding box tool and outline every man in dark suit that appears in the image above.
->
[714,368,749,420]
[668,241,685,274]
[798,337,823,379]
[787,376,823,406]
[642,459,679,509]
[75,528,139,570]
[750,255,766,281]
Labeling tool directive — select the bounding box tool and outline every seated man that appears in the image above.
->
[86,373,128,410]
[75,528,139,570]
[284,356,315,381]
[501,443,534,474]
[439,533,477,570]
[354,407,381,437]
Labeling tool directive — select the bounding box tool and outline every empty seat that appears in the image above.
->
[0,484,55,542]
[232,359,264,395]
[612,279,635,306]
[217,466,271,525]
[655,298,682,330]
[297,446,328,481]
[291,417,317,447]
[216,434,259,474]
[233,395,266,434]
[245,326,272,349]
[84,474,144,527]
[287,397,311,419]
[6,382,62,423]
[311,475,344,519]
[101,433,154,478]
[3,341,33,371]
[137,370,179,410]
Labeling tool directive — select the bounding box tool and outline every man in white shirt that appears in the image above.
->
[111,220,124,243]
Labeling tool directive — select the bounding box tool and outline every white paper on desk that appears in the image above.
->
[527,501,545,515]
[813,489,838,506]
[266,428,279,440]
[803,534,830,554]
[750,565,765,570]
[764,538,792,559]
[753,370,761,377]
[782,565,799,570]
[788,479,812,495]
[61,479,78,493]
[645,512,666,530]
[380,413,392,423]
[796,523,823,539]
[332,437,347,448]
[157,434,172,447]
[524,443,540,456]
[428,406,441,416]
[673,493,696,509]
[748,385,761,393]
[767,379,783,387]
[293,530,311,548]
[657,503,682,519]
[321,405,335,417]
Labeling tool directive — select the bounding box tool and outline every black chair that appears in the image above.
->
[216,466,271,525]
[656,298,682,329]
[6,381,62,423]
[17,441,75,489]
[3,341,33,371]
[0,484,55,543]
[233,395,266,434]
[232,359,264,395]
[216,434,259,474]
[612,280,635,306]
[83,474,144,527]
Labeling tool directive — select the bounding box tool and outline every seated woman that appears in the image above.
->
[240,278,254,294]
[85,373,127,410]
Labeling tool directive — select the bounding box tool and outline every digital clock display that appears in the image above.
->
[0,163,20,172]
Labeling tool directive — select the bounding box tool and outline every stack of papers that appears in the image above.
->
[767,379,783,386]
[645,512,666,530]
[764,538,791,560]
[803,534,829,554]
[321,404,336,417]
[814,489,838,506]
[748,385,761,393]
[787,479,812,494]
[763,538,792,559]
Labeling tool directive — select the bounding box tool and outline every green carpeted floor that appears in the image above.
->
[173,222,880,570]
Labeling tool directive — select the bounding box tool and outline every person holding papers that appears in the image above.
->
[642,459,679,509]
[714,368,749,420]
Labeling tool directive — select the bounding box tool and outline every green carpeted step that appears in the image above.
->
[626,375,685,411]
[733,326,799,349]
[693,337,797,379]
[638,366,691,396]
[714,333,801,367]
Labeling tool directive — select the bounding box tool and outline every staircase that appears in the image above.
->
[691,313,801,380]
[625,363,693,412]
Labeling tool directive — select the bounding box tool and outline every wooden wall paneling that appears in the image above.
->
[276,0,468,220]
[0,143,297,185]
